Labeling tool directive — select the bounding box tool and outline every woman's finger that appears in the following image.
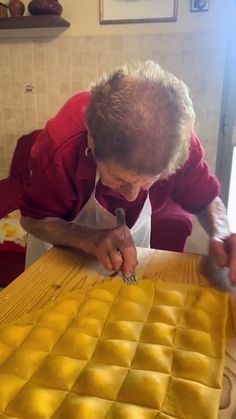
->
[210,239,229,268]
[108,249,123,272]
[98,252,113,272]
[226,234,236,284]
[93,225,137,276]
[229,258,236,284]
[118,240,137,277]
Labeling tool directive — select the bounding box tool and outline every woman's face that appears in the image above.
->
[97,160,160,202]
[86,127,160,201]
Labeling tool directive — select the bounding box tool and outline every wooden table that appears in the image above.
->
[0,247,235,418]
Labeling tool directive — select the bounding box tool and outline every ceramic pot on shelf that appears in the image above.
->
[0,0,8,17]
[8,0,25,16]
[28,0,62,16]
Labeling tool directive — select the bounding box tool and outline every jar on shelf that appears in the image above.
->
[0,0,9,17]
[8,0,25,16]
[28,0,63,16]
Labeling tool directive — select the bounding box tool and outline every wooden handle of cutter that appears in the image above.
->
[115,208,126,226]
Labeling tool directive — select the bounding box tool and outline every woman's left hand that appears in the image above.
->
[210,233,236,284]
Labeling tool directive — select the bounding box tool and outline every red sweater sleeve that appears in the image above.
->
[20,130,79,219]
[171,132,220,213]
[20,92,91,219]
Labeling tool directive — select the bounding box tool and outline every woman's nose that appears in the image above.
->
[122,184,141,202]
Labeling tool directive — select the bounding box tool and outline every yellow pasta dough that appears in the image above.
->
[0,280,228,418]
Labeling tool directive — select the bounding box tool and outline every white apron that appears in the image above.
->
[25,175,152,268]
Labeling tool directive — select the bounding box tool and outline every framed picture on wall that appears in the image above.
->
[190,0,209,12]
[100,0,178,25]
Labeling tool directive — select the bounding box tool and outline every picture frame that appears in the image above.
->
[190,0,209,12]
[99,0,178,25]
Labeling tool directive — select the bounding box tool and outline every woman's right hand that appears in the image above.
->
[21,216,137,277]
[81,225,137,278]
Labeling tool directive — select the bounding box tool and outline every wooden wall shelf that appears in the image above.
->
[0,15,70,30]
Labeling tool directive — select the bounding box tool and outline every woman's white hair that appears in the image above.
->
[87,60,196,177]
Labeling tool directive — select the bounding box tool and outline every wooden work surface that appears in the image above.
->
[0,247,236,418]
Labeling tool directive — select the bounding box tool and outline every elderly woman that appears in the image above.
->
[20,61,236,284]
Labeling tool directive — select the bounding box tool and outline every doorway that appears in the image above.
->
[216,0,236,232]
[227,146,236,231]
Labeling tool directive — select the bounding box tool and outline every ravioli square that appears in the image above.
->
[53,328,98,359]
[31,355,87,391]
[118,369,169,409]
[86,286,117,302]
[178,308,211,333]
[178,308,225,335]
[147,305,181,325]
[0,344,46,380]
[162,376,221,419]
[54,394,112,419]
[92,339,137,367]
[72,316,103,338]
[102,320,143,341]
[153,288,186,307]
[118,281,155,304]
[79,299,111,322]
[23,326,60,352]
[37,311,72,332]
[53,298,81,317]
[174,327,223,358]
[0,342,14,365]
[0,324,33,347]
[132,343,173,374]
[140,322,175,346]
[186,288,228,313]
[6,383,67,419]
[106,402,158,418]
[109,300,150,322]
[0,373,26,411]
[172,349,223,388]
[73,364,128,400]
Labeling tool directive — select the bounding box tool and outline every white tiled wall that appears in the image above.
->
[0,31,227,254]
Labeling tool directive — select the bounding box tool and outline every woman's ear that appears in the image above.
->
[87,134,95,150]
[85,122,95,151]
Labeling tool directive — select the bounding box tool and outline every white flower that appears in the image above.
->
[0,213,27,247]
